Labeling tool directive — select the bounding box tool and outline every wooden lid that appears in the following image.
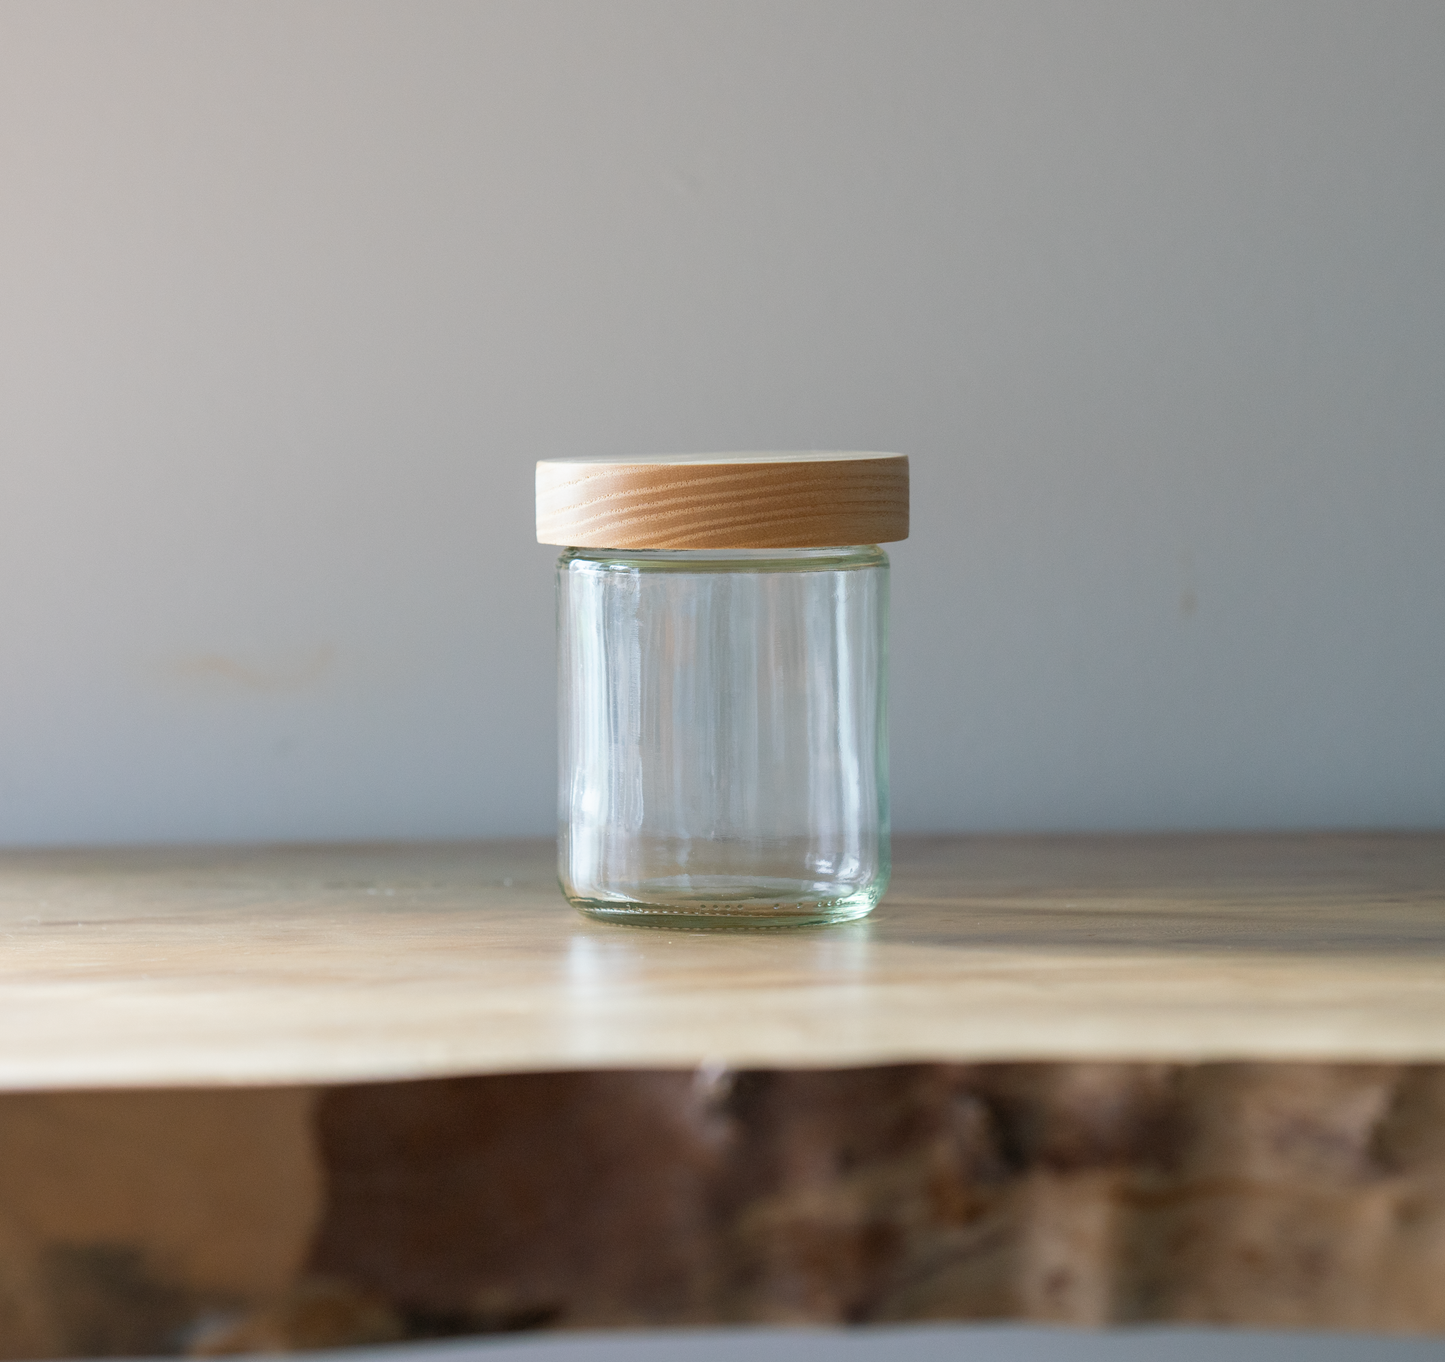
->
[535,451,909,549]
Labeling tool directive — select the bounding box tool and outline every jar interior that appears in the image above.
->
[557,546,890,928]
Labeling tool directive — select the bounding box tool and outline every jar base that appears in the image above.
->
[565,879,883,930]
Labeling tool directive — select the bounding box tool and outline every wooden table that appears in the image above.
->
[1,834,1442,1354]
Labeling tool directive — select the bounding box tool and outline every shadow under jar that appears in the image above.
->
[537,452,909,928]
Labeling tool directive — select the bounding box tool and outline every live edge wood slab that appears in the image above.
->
[0,834,1443,1354]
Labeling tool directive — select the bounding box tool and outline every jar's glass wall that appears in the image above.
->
[557,546,889,927]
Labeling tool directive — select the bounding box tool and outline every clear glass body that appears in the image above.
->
[557,545,890,928]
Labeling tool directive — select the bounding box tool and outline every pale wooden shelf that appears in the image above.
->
[0,832,1441,1090]
[3,834,1445,1351]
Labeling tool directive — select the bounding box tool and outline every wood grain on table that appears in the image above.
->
[0,833,1441,1089]
[2,834,1445,1350]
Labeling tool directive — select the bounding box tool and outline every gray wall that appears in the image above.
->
[1,1,1441,846]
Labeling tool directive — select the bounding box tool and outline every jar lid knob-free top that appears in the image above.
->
[536,451,909,550]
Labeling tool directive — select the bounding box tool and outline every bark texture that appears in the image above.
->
[2,1064,1444,1356]
[307,1064,1445,1338]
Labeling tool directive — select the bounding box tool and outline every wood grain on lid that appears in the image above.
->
[535,451,909,549]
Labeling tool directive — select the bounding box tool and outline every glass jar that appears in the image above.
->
[537,453,908,928]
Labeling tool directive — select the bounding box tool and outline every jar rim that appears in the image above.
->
[558,544,888,573]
